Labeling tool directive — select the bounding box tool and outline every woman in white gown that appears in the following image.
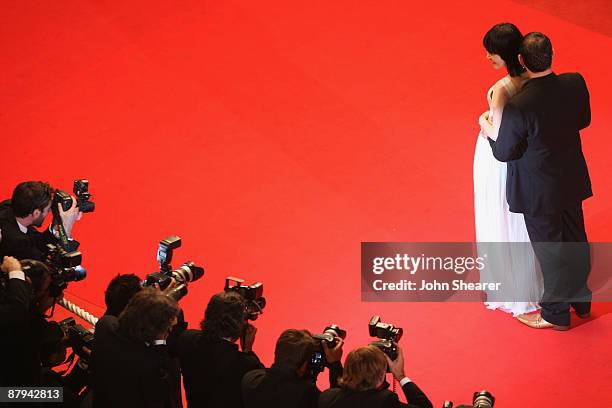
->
[474,23,543,316]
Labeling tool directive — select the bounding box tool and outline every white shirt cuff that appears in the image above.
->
[8,270,25,281]
[399,377,412,386]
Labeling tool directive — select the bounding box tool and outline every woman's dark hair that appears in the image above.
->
[483,23,525,77]
[11,181,53,217]
[104,273,143,317]
[118,288,179,344]
[274,329,316,370]
[200,291,246,340]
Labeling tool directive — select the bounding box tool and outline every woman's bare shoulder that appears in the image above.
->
[488,79,510,106]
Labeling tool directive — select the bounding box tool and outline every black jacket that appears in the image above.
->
[0,310,54,386]
[90,313,184,408]
[0,275,30,330]
[176,329,264,408]
[40,363,89,408]
[0,200,60,261]
[319,381,433,408]
[242,361,343,408]
[489,72,592,215]
[90,315,176,408]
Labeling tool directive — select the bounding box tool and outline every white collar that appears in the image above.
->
[16,219,28,234]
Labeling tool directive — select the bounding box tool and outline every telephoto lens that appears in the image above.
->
[473,390,495,408]
[165,284,188,302]
[172,261,204,284]
[61,265,87,282]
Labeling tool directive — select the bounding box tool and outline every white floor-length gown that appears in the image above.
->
[473,76,543,316]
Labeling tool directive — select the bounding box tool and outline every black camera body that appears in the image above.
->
[368,315,403,361]
[310,324,346,378]
[443,390,495,408]
[73,179,95,213]
[224,277,266,320]
[44,244,86,297]
[59,317,94,361]
[143,236,205,301]
[55,179,95,213]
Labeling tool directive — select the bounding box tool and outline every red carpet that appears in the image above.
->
[2,1,611,406]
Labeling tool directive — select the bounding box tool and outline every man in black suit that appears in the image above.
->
[90,288,180,408]
[487,32,592,330]
[0,181,81,261]
[176,291,264,408]
[0,256,30,331]
[242,328,344,408]
[89,274,184,408]
[319,345,432,408]
[0,260,62,386]
[0,255,32,386]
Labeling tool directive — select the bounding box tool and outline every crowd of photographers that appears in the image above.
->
[0,181,490,408]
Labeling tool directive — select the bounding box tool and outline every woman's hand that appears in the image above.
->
[479,111,491,129]
[479,111,494,139]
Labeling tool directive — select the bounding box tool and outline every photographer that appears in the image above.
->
[103,273,143,317]
[89,273,184,408]
[92,273,144,347]
[319,345,432,408]
[0,260,63,386]
[0,181,81,261]
[176,291,264,408]
[0,256,30,329]
[242,328,344,408]
[91,287,180,408]
[39,321,90,408]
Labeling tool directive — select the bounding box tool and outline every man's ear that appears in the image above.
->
[518,54,528,71]
[31,209,41,219]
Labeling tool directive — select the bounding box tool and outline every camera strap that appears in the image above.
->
[58,351,78,377]
[51,206,71,251]
[44,298,59,319]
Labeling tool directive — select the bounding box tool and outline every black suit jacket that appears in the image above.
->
[489,72,592,215]
[319,382,433,408]
[90,315,176,408]
[242,361,343,408]
[0,276,32,385]
[176,329,264,408]
[0,310,54,387]
[0,200,61,261]
[0,276,30,329]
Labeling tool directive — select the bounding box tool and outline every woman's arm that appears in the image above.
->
[479,82,510,141]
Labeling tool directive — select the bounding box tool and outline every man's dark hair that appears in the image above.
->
[520,32,553,73]
[274,329,316,370]
[11,181,53,217]
[118,288,179,344]
[483,23,525,77]
[200,291,246,340]
[104,274,143,317]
